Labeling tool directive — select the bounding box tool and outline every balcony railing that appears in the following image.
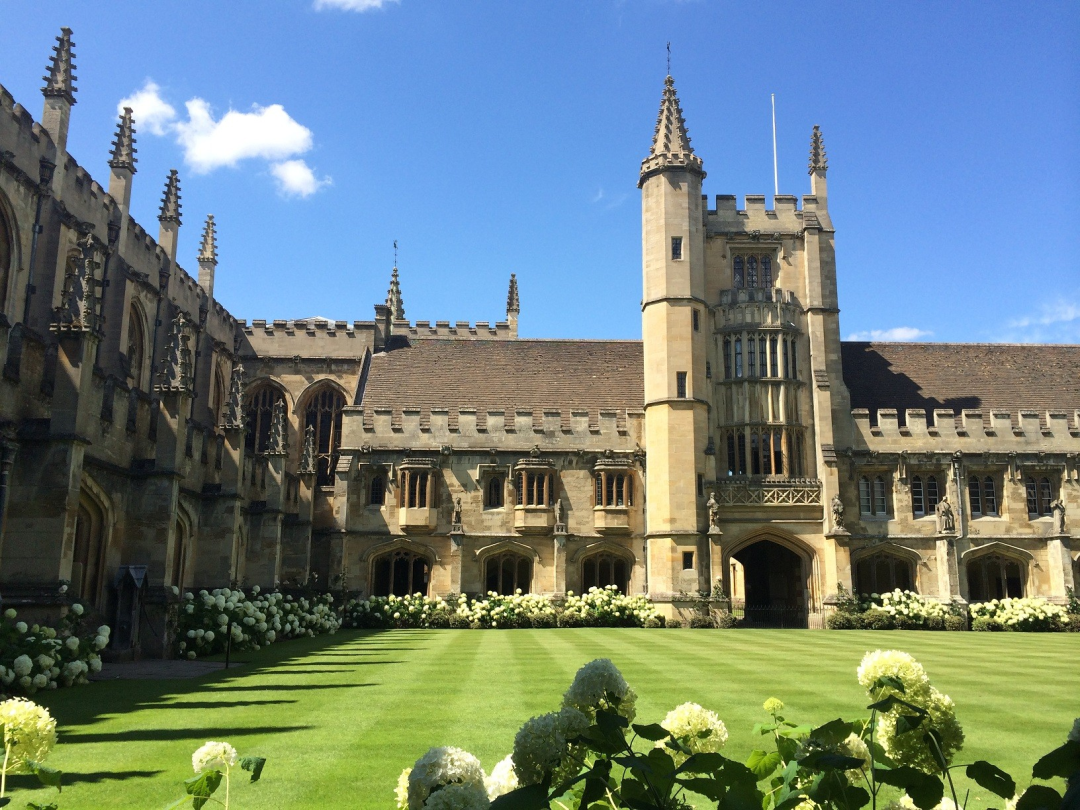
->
[714,478,821,506]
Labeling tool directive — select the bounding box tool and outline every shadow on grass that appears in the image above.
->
[8,770,165,789]
[269,661,403,668]
[248,668,361,675]
[140,699,298,709]
[64,725,313,744]
[208,683,377,692]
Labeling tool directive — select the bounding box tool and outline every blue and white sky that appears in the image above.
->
[2,1,1077,343]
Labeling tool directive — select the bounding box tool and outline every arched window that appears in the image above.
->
[723,338,732,379]
[747,337,756,377]
[968,475,999,517]
[369,474,385,506]
[967,553,1025,601]
[855,552,914,594]
[912,475,941,517]
[245,384,285,453]
[733,256,744,288]
[746,256,758,288]
[761,256,773,288]
[782,339,790,378]
[126,304,147,390]
[372,549,430,597]
[304,386,345,486]
[211,367,227,428]
[789,338,797,379]
[859,476,891,517]
[734,338,743,378]
[170,518,188,589]
[769,336,779,377]
[485,551,531,595]
[1025,476,1054,516]
[0,206,12,313]
[581,552,630,595]
[72,495,106,608]
[859,477,871,515]
[486,477,504,508]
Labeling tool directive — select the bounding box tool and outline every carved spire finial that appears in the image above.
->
[506,273,520,315]
[386,265,405,321]
[42,27,77,105]
[154,310,193,393]
[639,74,703,185]
[109,107,137,172]
[221,361,246,430]
[159,169,182,223]
[808,125,828,175]
[267,399,287,455]
[299,425,316,475]
[198,215,217,265]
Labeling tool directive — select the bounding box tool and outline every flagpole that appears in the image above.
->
[771,93,779,196]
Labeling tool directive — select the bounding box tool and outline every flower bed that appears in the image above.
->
[176,587,340,659]
[0,606,109,695]
[827,588,968,631]
[343,586,662,631]
[969,597,1068,632]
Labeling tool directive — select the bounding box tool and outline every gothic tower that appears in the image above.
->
[639,76,710,597]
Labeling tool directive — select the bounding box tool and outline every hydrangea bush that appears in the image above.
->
[0,697,62,801]
[175,587,340,659]
[394,651,1080,810]
[171,740,266,809]
[345,586,662,631]
[0,606,109,695]
[969,597,1068,632]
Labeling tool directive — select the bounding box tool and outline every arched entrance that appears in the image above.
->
[730,538,809,628]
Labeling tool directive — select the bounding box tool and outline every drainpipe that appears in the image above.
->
[22,158,56,325]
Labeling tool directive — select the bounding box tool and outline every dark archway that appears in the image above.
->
[732,539,807,628]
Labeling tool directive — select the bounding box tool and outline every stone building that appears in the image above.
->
[0,29,1076,646]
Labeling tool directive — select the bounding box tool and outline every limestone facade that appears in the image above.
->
[0,30,1076,649]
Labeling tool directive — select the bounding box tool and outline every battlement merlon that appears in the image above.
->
[850,408,1080,449]
[703,194,833,235]
[392,319,516,340]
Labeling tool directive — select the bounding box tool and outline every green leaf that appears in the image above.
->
[240,756,267,783]
[776,735,799,764]
[185,769,223,810]
[489,782,550,810]
[774,792,810,810]
[1015,785,1063,810]
[875,675,906,693]
[873,767,944,810]
[0,799,9,809]
[811,718,853,746]
[679,752,727,774]
[676,776,725,801]
[25,804,58,810]
[632,722,670,742]
[966,761,1016,799]
[595,708,629,731]
[923,730,949,773]
[745,749,782,779]
[800,751,867,771]
[753,722,778,736]
[721,779,763,810]
[27,761,62,792]
[1032,741,1080,781]
[896,714,925,736]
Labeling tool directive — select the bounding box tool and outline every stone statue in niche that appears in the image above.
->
[553,498,563,525]
[936,496,956,534]
[831,493,846,532]
[707,491,721,532]
[452,497,463,527]
[1050,498,1066,534]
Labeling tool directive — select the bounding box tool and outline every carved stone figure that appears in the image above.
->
[707,490,720,531]
[1050,498,1066,534]
[452,497,463,526]
[553,497,563,525]
[936,496,956,534]
[831,494,846,531]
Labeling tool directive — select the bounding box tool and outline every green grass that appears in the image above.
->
[15,629,1080,809]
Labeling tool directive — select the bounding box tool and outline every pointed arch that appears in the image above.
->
[963,542,1032,601]
[851,543,922,594]
[476,540,536,595]
[0,189,18,318]
[723,528,820,622]
[572,540,636,596]
[170,500,197,590]
[126,300,149,390]
[244,378,290,453]
[297,380,346,486]
[363,537,437,597]
[72,474,115,609]
[474,539,542,562]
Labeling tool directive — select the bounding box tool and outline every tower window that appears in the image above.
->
[859,475,891,517]
[682,551,694,570]
[723,339,732,379]
[705,360,712,379]
[697,473,705,497]
[692,309,700,331]
[734,338,743,378]
[761,256,773,288]
[733,256,744,288]
[671,236,683,260]
[747,337,756,378]
[1025,476,1054,517]
[676,372,687,398]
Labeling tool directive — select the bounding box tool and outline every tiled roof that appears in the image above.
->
[362,339,644,412]
[841,342,1080,422]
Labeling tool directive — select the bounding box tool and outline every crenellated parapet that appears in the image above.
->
[392,319,515,340]
[851,408,1080,449]
[704,194,829,236]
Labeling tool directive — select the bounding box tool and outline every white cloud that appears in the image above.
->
[846,327,933,342]
[313,0,399,10]
[175,99,314,174]
[118,80,177,136]
[1002,296,1080,343]
[271,159,332,198]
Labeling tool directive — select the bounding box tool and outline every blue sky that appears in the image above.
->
[1,1,1077,343]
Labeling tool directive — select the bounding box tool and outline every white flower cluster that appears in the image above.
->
[562,657,638,721]
[658,702,728,763]
[0,608,106,694]
[406,746,489,810]
[346,586,661,630]
[192,740,238,773]
[858,649,964,771]
[0,697,57,773]
[177,587,340,659]
[512,706,590,788]
[970,597,1068,632]
[867,589,949,626]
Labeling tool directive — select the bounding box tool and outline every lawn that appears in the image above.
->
[17,629,1080,809]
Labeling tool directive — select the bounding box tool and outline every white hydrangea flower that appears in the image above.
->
[192,741,238,773]
[12,654,32,677]
[15,621,27,634]
[395,767,412,809]
[512,707,590,787]
[70,603,85,616]
[407,747,487,810]
[0,698,57,772]
[484,755,518,799]
[562,658,637,721]
[658,702,728,762]
[31,674,48,689]
[65,635,80,651]
[422,781,491,810]
[3,608,16,619]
